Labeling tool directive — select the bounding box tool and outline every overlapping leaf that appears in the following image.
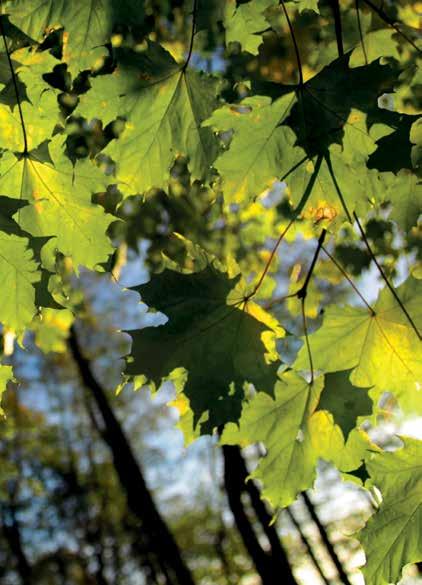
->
[203,93,305,205]
[317,370,373,438]
[127,263,284,434]
[0,136,114,269]
[222,371,370,508]
[78,43,220,195]
[295,277,422,413]
[359,438,422,585]
[224,0,275,55]
[1,0,144,73]
[0,48,59,152]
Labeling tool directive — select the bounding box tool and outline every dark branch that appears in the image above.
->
[330,0,344,57]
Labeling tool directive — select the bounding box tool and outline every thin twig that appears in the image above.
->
[0,15,28,154]
[280,0,304,86]
[361,0,421,54]
[355,0,368,65]
[285,507,331,585]
[324,152,352,223]
[302,492,353,585]
[353,212,421,340]
[247,216,296,299]
[321,244,375,315]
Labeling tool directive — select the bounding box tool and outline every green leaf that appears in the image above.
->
[0,136,114,269]
[203,93,305,205]
[282,57,398,223]
[410,117,422,171]
[30,308,74,353]
[294,277,422,414]
[127,263,284,434]
[289,0,319,13]
[0,230,40,333]
[222,370,371,507]
[79,44,220,195]
[222,371,324,508]
[318,370,373,439]
[384,170,421,233]
[1,0,144,74]
[0,48,60,152]
[358,437,422,585]
[224,0,275,55]
[349,29,400,69]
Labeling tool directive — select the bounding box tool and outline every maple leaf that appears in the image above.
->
[221,370,371,508]
[294,277,422,414]
[349,29,400,68]
[203,93,305,205]
[126,263,284,434]
[359,437,422,585]
[221,371,324,508]
[224,0,275,55]
[0,136,114,270]
[1,0,144,74]
[0,48,60,152]
[78,43,220,195]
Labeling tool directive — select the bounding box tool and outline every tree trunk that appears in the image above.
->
[1,505,32,585]
[222,445,298,585]
[68,326,195,585]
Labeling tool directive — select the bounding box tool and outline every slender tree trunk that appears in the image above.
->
[285,507,331,585]
[68,326,195,585]
[302,492,352,585]
[222,445,298,585]
[1,505,32,585]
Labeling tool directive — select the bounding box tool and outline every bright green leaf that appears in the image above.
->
[224,0,275,55]
[295,277,422,414]
[349,29,400,68]
[0,137,114,269]
[204,93,304,205]
[359,437,422,585]
[79,44,220,195]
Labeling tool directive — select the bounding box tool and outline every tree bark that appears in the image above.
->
[68,326,195,585]
[222,445,298,585]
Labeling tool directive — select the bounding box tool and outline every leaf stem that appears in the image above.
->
[324,152,352,223]
[353,212,421,340]
[280,0,304,87]
[300,298,314,383]
[0,15,28,154]
[329,0,344,57]
[182,0,198,72]
[249,156,323,301]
